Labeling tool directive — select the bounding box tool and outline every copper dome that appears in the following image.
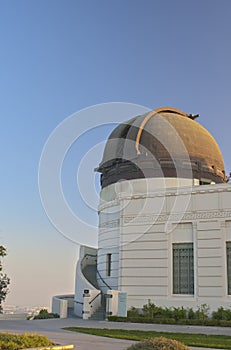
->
[96,107,225,188]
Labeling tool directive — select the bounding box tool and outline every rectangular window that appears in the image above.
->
[173,243,194,294]
[106,253,112,277]
[227,242,231,295]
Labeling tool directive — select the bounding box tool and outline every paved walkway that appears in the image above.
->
[0,317,230,350]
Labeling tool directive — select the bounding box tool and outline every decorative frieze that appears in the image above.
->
[122,210,231,225]
[99,219,120,229]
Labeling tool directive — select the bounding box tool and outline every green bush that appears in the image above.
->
[127,306,141,318]
[109,303,231,327]
[141,301,200,321]
[0,332,54,350]
[29,308,59,320]
[126,336,190,350]
[38,308,49,314]
[212,307,231,321]
[33,312,59,319]
[171,307,187,321]
[142,300,166,319]
[194,304,210,322]
[187,307,196,319]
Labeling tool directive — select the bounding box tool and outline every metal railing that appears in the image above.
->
[81,253,112,291]
[96,269,112,290]
[89,291,102,305]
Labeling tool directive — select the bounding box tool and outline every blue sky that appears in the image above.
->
[0,0,231,307]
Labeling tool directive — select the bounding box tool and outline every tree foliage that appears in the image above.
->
[0,245,10,313]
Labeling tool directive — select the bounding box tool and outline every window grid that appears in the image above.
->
[173,243,194,295]
[227,242,231,295]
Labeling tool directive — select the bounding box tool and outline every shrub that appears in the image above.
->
[194,304,210,323]
[171,307,187,321]
[142,300,165,319]
[212,307,231,321]
[0,332,54,350]
[109,303,231,327]
[33,312,59,319]
[31,308,59,319]
[187,307,196,319]
[38,308,49,315]
[126,336,190,350]
[127,306,141,318]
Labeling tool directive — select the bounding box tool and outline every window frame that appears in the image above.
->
[106,253,112,277]
[172,242,194,295]
[227,241,231,295]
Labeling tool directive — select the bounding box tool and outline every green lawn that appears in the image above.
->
[64,327,231,349]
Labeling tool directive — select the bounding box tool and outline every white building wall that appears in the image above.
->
[197,221,224,300]
[97,178,231,311]
[97,201,120,293]
[120,223,169,307]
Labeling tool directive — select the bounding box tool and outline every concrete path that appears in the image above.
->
[0,317,230,350]
[0,318,134,350]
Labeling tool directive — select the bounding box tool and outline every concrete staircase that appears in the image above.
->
[81,253,107,320]
[82,264,99,289]
[89,304,105,320]
[89,294,106,320]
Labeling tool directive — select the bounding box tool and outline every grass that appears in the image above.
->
[64,327,231,349]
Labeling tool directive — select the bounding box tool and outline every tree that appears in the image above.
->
[0,246,10,313]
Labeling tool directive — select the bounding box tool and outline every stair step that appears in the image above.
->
[89,299,106,320]
[93,309,104,313]
[90,314,105,320]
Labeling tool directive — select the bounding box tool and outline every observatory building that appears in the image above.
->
[74,107,231,318]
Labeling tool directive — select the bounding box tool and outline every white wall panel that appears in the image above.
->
[198,276,223,287]
[198,239,221,249]
[198,287,223,297]
[194,193,219,211]
[121,250,168,259]
[197,230,222,239]
[221,192,231,209]
[120,267,167,277]
[121,286,167,296]
[123,241,168,251]
[198,248,222,258]
[121,276,167,286]
[199,267,222,276]
[120,258,168,268]
[198,257,222,267]
[197,221,220,231]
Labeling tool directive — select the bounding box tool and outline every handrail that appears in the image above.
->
[89,291,101,305]
[96,269,112,290]
[82,254,97,259]
[81,253,112,290]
